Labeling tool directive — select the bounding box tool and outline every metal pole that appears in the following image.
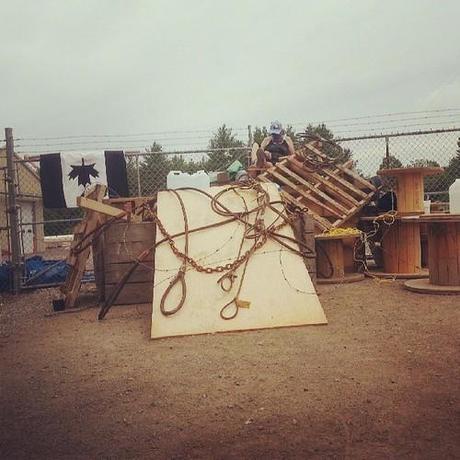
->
[135,154,141,196]
[247,125,252,167]
[385,136,390,168]
[5,128,22,294]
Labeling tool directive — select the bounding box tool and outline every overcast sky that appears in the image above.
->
[1,0,460,147]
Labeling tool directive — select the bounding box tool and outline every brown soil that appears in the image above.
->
[1,280,459,459]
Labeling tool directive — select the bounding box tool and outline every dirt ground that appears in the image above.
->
[1,280,459,459]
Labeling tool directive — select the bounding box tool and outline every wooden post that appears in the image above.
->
[5,128,22,294]
[290,213,317,284]
[302,214,316,283]
[61,184,107,308]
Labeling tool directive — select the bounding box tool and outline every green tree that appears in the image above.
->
[125,155,139,196]
[206,124,245,171]
[443,151,460,187]
[304,123,334,140]
[410,159,442,193]
[378,155,403,171]
[410,159,440,168]
[139,141,170,193]
[169,154,204,174]
[252,126,269,145]
[304,123,352,162]
[432,149,460,198]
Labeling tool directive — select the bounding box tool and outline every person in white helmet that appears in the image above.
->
[249,121,295,177]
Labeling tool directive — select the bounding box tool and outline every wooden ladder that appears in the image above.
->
[60,184,107,309]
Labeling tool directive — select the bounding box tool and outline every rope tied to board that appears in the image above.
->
[153,180,315,320]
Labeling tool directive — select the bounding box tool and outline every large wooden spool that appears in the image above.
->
[405,215,460,294]
[378,167,443,215]
[382,220,422,274]
[315,234,364,284]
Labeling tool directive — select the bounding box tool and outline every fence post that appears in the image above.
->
[135,154,142,196]
[385,136,390,168]
[5,127,22,294]
[247,125,252,167]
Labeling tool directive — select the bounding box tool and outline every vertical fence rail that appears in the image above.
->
[5,128,22,294]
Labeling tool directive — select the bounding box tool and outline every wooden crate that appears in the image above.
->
[103,196,156,223]
[101,221,155,305]
[258,142,377,232]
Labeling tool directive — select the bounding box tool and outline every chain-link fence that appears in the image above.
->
[1,127,460,293]
[336,128,460,200]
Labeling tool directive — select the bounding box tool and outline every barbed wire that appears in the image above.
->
[288,107,460,127]
[16,126,249,142]
[315,112,460,130]
[16,134,224,148]
[333,120,460,136]
[13,109,460,149]
[14,145,251,157]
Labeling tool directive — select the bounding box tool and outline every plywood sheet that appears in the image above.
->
[151,184,327,339]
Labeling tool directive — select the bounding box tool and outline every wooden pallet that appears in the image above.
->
[258,142,377,231]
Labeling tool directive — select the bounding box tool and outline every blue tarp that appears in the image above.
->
[0,256,94,292]
[0,262,12,292]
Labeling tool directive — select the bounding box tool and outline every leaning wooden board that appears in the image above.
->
[151,183,327,339]
[103,222,155,305]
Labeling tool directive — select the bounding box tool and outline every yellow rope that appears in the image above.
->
[321,227,362,237]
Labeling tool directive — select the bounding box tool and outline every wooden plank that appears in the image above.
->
[267,169,344,219]
[105,262,153,284]
[104,241,155,264]
[302,215,316,283]
[436,223,449,285]
[428,223,440,284]
[286,156,365,203]
[446,222,460,285]
[277,162,352,213]
[378,166,444,177]
[305,143,376,191]
[92,233,105,301]
[104,197,155,223]
[62,184,107,308]
[77,196,127,218]
[105,196,153,204]
[290,213,317,283]
[151,184,327,339]
[105,282,153,305]
[278,190,331,231]
[321,169,369,199]
[255,174,272,184]
[104,222,156,244]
